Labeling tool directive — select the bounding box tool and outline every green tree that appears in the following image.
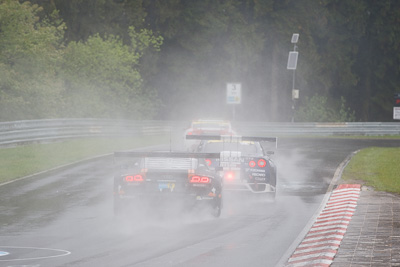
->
[2,0,399,122]
[352,0,400,121]
[337,96,356,122]
[30,0,147,43]
[61,27,163,119]
[0,0,65,121]
[295,95,355,122]
[142,0,270,120]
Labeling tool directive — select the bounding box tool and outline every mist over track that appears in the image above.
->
[1,137,400,266]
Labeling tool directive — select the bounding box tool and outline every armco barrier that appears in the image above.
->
[233,122,400,136]
[0,119,399,147]
[0,119,188,147]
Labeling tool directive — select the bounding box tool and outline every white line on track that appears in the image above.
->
[0,246,71,261]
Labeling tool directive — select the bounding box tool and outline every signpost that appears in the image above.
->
[227,83,241,104]
[394,93,400,120]
[287,33,299,122]
[227,83,241,120]
[394,107,400,120]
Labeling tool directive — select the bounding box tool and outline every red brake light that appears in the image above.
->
[190,176,200,183]
[125,175,134,182]
[249,160,256,168]
[187,131,193,135]
[135,175,144,181]
[125,174,143,182]
[190,175,210,183]
[257,159,267,168]
[201,176,210,183]
[205,159,212,166]
[225,171,235,180]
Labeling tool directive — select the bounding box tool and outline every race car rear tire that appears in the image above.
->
[211,198,222,218]
[267,191,276,202]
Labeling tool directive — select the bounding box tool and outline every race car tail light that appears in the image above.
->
[205,159,212,166]
[257,159,267,168]
[190,175,210,183]
[224,171,235,180]
[125,174,144,182]
[249,160,256,168]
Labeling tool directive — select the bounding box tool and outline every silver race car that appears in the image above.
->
[188,135,277,199]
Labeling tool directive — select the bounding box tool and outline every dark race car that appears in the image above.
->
[187,135,277,199]
[113,151,223,217]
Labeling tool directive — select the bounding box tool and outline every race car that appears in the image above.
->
[113,151,223,217]
[183,119,236,152]
[187,135,277,199]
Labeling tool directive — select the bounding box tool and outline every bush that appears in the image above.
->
[295,95,356,122]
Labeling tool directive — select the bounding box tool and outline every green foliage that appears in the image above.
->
[0,0,65,121]
[61,30,162,119]
[338,96,356,122]
[1,0,400,122]
[351,0,400,121]
[0,0,163,121]
[295,95,331,122]
[143,0,270,120]
[36,0,147,43]
[129,26,163,55]
[0,0,63,63]
[295,95,356,122]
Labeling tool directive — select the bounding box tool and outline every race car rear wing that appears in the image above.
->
[185,134,277,148]
[114,151,222,170]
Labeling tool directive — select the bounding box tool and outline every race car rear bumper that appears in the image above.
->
[115,192,221,207]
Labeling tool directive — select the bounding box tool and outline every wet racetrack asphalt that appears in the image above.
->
[1,137,400,267]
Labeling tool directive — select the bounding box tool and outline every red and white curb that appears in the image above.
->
[285,184,361,267]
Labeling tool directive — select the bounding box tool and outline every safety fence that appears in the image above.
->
[0,119,399,147]
[234,121,400,136]
[0,119,187,147]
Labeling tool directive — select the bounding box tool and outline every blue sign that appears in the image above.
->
[226,83,241,104]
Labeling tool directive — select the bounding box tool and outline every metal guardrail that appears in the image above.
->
[0,119,187,147]
[233,122,400,136]
[0,119,399,147]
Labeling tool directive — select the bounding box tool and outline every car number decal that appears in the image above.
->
[158,182,175,192]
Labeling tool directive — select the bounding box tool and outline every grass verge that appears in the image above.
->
[341,147,400,193]
[0,135,168,184]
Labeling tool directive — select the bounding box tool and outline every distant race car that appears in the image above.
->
[187,135,277,199]
[183,119,236,152]
[113,151,223,217]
